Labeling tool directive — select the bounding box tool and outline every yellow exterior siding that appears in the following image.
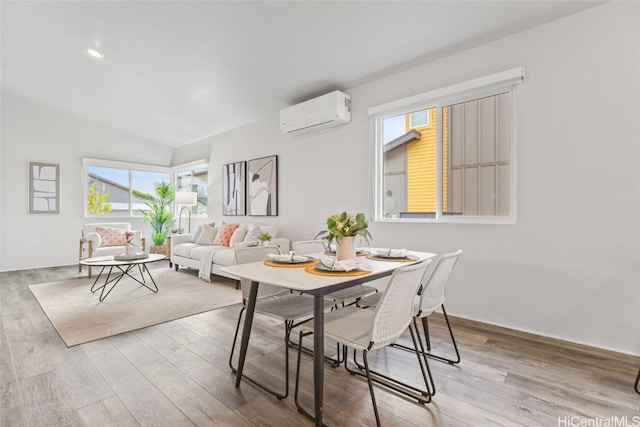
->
[406,108,436,212]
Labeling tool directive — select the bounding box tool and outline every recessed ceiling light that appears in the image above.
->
[87,49,104,58]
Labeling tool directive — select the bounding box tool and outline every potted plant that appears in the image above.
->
[315,212,372,260]
[134,182,175,255]
[258,232,272,246]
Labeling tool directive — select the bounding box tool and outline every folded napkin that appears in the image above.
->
[375,248,408,257]
[320,257,359,271]
[268,252,309,262]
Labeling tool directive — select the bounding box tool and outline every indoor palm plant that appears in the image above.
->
[134,182,175,254]
[315,212,372,260]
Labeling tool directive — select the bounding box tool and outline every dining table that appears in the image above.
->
[221,248,436,426]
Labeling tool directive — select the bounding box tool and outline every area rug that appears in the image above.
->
[29,269,242,347]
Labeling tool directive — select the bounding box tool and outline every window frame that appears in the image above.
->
[83,158,209,218]
[370,67,523,224]
[173,160,209,218]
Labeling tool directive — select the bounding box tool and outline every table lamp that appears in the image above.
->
[175,191,198,233]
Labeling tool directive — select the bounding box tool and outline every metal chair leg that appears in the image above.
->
[362,350,381,427]
[411,317,437,395]
[409,320,436,397]
[229,306,289,400]
[423,316,432,350]
[294,330,313,417]
[287,334,341,368]
[391,305,461,365]
[228,306,246,372]
[424,305,461,364]
[346,330,432,404]
[293,330,331,427]
[635,368,640,395]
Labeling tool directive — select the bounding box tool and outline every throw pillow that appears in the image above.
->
[213,223,240,247]
[229,226,248,247]
[190,224,204,243]
[195,224,219,245]
[95,226,127,247]
[243,226,262,243]
[191,222,215,243]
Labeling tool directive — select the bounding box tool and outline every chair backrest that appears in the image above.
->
[416,250,462,316]
[234,245,282,300]
[292,240,326,255]
[369,259,432,349]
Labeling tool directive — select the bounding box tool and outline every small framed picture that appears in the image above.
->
[29,161,60,214]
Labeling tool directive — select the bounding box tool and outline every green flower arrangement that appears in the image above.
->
[315,212,372,246]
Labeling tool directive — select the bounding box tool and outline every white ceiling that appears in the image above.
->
[1,1,600,148]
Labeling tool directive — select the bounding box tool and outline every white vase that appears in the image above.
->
[126,244,137,256]
[336,236,357,261]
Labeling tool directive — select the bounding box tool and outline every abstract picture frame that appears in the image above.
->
[248,155,278,216]
[29,161,60,214]
[222,161,246,216]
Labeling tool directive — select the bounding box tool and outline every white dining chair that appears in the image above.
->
[292,239,378,307]
[293,259,433,426]
[358,249,463,395]
[229,245,333,400]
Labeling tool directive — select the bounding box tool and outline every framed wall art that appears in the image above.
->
[222,161,246,215]
[248,155,278,216]
[29,161,60,214]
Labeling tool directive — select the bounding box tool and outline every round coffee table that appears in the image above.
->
[79,253,166,301]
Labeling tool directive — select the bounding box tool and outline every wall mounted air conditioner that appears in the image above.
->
[280,90,351,135]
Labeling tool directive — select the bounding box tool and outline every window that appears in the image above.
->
[84,159,171,217]
[175,162,208,216]
[84,158,208,218]
[370,68,523,223]
[409,109,429,129]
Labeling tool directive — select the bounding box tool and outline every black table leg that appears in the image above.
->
[90,266,108,293]
[89,262,159,302]
[98,266,126,302]
[235,280,259,388]
[313,294,325,427]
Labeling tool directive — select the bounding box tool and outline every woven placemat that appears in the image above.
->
[304,261,372,277]
[365,254,416,263]
[263,259,316,268]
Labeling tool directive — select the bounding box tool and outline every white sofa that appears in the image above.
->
[171,223,290,281]
[79,222,146,277]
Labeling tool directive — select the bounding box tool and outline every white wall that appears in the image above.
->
[0,93,173,270]
[1,2,637,355]
[191,2,640,355]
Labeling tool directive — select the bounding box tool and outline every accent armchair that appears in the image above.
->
[79,222,146,277]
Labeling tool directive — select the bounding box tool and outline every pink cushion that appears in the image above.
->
[95,226,127,247]
[213,223,240,247]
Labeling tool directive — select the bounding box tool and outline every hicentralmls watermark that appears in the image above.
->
[557,416,640,427]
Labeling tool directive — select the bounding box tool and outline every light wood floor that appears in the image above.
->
[1,265,638,426]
